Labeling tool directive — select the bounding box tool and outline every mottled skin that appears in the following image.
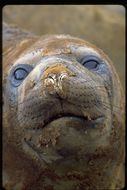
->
[3,23,125,190]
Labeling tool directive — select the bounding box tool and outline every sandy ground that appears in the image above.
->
[2,5,125,91]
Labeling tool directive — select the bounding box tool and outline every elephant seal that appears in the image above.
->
[3,23,125,190]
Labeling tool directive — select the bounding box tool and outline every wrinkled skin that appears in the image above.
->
[3,23,125,190]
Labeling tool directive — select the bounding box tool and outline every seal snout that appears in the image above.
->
[44,72,67,97]
[43,63,75,98]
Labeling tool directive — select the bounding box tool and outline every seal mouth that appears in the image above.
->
[38,113,104,130]
[43,114,89,127]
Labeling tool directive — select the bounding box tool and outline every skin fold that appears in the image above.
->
[3,23,125,190]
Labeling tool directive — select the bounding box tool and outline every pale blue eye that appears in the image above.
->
[14,68,28,80]
[82,60,98,69]
[81,55,100,70]
[10,64,33,87]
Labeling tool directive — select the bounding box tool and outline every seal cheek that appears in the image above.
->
[18,78,36,103]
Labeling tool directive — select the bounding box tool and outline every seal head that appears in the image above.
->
[3,32,125,189]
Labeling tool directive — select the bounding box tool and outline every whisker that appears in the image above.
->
[16,91,122,113]
[100,101,124,114]
[16,85,109,105]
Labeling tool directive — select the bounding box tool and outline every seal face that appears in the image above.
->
[3,32,124,190]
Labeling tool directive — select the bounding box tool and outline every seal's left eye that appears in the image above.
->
[10,64,33,87]
[81,56,100,70]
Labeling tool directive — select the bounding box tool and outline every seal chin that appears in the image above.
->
[23,114,106,166]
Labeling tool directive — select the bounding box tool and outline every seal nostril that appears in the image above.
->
[48,74,56,80]
[59,73,68,81]
[44,78,55,89]
[48,76,54,80]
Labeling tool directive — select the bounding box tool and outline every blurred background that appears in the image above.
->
[3,5,125,91]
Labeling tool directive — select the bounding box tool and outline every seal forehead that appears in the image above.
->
[13,35,105,68]
[38,35,102,52]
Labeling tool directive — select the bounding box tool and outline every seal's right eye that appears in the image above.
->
[14,68,28,80]
[10,64,33,87]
